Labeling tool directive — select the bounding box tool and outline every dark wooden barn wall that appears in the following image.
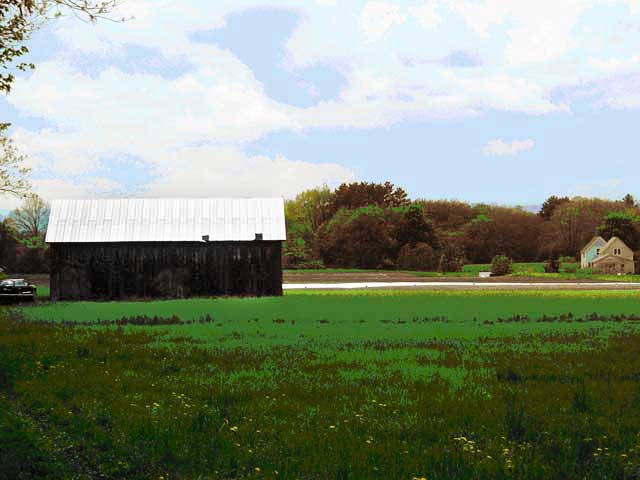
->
[49,241,282,301]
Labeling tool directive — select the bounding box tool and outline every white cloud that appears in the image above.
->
[0,177,124,210]
[142,147,354,199]
[570,179,625,197]
[450,0,587,65]
[359,1,407,43]
[483,138,535,156]
[6,0,640,204]
[557,74,640,110]
[411,1,441,30]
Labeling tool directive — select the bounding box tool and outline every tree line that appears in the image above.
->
[284,182,640,271]
[1,185,639,274]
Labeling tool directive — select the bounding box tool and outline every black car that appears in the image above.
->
[0,279,37,302]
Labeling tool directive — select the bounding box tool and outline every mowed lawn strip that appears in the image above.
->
[19,289,640,325]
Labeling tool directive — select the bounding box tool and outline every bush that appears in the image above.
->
[491,255,513,276]
[560,262,578,274]
[545,254,560,273]
[294,260,325,270]
[377,258,397,270]
[397,243,435,271]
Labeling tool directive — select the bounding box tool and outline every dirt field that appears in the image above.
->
[283,271,606,284]
[10,272,640,294]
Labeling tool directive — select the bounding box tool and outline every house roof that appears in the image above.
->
[592,253,634,264]
[45,198,286,243]
[600,236,631,255]
[591,236,634,264]
[581,236,606,255]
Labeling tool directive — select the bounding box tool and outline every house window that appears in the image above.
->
[596,249,600,255]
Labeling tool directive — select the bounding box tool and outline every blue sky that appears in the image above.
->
[2,0,640,209]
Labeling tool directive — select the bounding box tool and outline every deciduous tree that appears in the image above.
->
[597,212,640,250]
[418,199,475,234]
[10,193,49,237]
[623,193,636,208]
[0,125,30,198]
[539,195,570,221]
[463,207,542,263]
[0,0,124,93]
[328,181,409,217]
[542,197,626,256]
[318,206,396,269]
[391,203,439,249]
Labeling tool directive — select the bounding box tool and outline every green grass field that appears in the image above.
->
[17,290,640,348]
[3,290,640,479]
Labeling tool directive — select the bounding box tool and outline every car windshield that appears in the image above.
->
[14,280,27,286]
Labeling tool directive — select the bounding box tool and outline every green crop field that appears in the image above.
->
[3,290,640,479]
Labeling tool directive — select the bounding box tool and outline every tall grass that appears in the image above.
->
[4,296,640,477]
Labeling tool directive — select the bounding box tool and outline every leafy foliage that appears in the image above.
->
[9,193,49,237]
[283,182,640,272]
[623,193,636,208]
[597,212,640,250]
[491,255,513,276]
[327,181,410,217]
[544,252,560,273]
[391,203,439,249]
[463,208,542,263]
[0,1,123,93]
[0,194,49,273]
[538,195,569,221]
[397,242,434,271]
[319,206,396,268]
[0,124,30,198]
[540,197,628,257]
[438,242,465,272]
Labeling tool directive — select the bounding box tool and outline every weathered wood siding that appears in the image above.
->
[50,241,282,301]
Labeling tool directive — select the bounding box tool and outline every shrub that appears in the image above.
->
[545,254,560,273]
[560,262,578,274]
[491,255,513,276]
[295,260,325,270]
[377,258,397,270]
[397,242,435,271]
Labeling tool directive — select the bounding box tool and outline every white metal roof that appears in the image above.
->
[45,198,286,243]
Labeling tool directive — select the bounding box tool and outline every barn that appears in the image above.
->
[45,198,286,301]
